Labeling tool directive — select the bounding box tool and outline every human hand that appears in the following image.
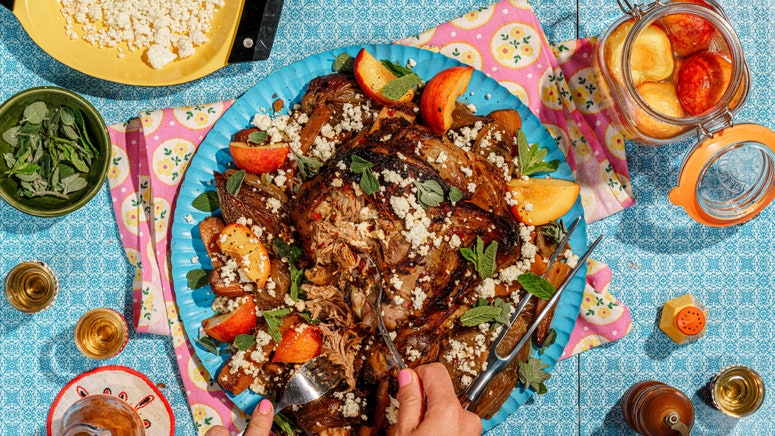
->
[204,398,274,436]
[396,362,482,435]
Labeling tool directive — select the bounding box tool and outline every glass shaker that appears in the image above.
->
[596,0,775,226]
[58,394,145,436]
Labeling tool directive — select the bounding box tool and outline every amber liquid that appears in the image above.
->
[60,394,145,436]
[4,261,58,313]
[74,308,128,360]
[712,366,765,417]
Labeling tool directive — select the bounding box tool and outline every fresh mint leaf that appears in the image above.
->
[2,126,19,146]
[187,268,211,289]
[517,272,556,300]
[541,220,567,245]
[263,307,292,342]
[459,237,498,279]
[460,305,503,327]
[246,131,268,144]
[274,412,301,436]
[60,174,88,195]
[518,356,551,394]
[2,101,99,199]
[517,129,559,177]
[415,179,444,208]
[23,101,48,124]
[195,336,220,355]
[233,334,256,351]
[334,53,355,73]
[381,73,422,101]
[350,155,373,173]
[350,155,379,195]
[298,312,321,325]
[59,107,75,126]
[192,191,219,212]
[359,168,380,195]
[481,239,498,280]
[493,298,512,326]
[381,60,414,77]
[537,328,557,356]
[272,236,306,301]
[460,298,511,327]
[226,170,246,196]
[294,152,322,180]
[448,186,463,203]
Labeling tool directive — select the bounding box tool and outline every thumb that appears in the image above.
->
[245,399,275,436]
[396,368,423,434]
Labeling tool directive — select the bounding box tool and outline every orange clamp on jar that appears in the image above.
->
[597,0,775,226]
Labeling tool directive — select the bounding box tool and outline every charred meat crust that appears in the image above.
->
[205,71,573,432]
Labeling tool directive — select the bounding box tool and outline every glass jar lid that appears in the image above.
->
[669,123,775,226]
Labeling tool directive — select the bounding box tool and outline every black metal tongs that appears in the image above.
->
[459,217,604,409]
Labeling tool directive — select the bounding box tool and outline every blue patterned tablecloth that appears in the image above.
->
[1,0,774,435]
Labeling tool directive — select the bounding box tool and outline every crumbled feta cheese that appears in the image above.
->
[60,0,225,68]
[385,397,400,425]
[411,287,427,310]
[476,278,496,299]
[564,249,580,268]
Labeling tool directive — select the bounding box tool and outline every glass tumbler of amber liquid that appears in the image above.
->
[711,365,765,417]
[74,308,129,360]
[4,260,59,313]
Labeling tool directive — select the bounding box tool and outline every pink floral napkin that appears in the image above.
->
[106,1,633,432]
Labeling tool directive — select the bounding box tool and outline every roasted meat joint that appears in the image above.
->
[193,49,580,434]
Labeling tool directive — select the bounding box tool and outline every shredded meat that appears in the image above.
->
[207,71,576,434]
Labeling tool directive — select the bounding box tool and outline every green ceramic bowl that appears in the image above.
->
[0,87,110,217]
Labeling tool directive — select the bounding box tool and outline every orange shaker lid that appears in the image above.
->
[675,306,706,336]
[669,123,775,227]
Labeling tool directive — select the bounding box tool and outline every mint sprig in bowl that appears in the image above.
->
[0,87,110,217]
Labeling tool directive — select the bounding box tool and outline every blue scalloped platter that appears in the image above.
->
[170,43,588,432]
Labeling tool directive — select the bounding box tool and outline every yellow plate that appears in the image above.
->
[8,0,246,86]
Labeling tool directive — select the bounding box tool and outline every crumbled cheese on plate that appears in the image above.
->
[59,0,225,68]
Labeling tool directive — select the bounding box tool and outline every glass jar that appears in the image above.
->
[58,394,145,436]
[597,0,775,226]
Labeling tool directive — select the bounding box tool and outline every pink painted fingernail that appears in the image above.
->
[258,398,273,414]
[398,369,412,388]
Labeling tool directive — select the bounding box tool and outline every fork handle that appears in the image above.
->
[458,393,475,411]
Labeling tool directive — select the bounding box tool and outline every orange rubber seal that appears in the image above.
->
[669,123,775,227]
[676,306,706,336]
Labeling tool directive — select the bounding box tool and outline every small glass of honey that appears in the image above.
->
[74,308,129,360]
[711,365,765,418]
[3,260,59,313]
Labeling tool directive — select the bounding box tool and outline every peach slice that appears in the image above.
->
[353,48,415,106]
[661,0,715,56]
[676,51,732,115]
[634,81,687,139]
[217,223,272,289]
[229,141,290,175]
[272,323,322,363]
[419,65,474,134]
[604,19,674,86]
[202,297,257,343]
[199,216,226,267]
[506,178,580,226]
